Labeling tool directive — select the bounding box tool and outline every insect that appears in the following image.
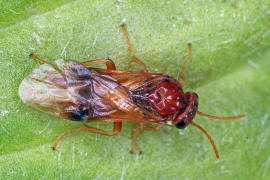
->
[19,24,245,158]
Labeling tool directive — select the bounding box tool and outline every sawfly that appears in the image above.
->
[19,24,245,158]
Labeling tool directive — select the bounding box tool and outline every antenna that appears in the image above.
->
[29,53,66,80]
[197,111,246,120]
[189,121,219,158]
[191,111,245,158]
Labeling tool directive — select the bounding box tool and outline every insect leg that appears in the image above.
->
[52,123,121,150]
[143,123,164,131]
[121,24,148,72]
[179,43,192,88]
[129,123,163,154]
[81,58,116,70]
[52,127,82,150]
[130,123,144,154]
[80,123,121,136]
[113,122,122,135]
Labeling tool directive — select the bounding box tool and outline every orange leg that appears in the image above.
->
[179,43,192,88]
[130,123,144,154]
[81,58,116,70]
[113,121,122,134]
[52,123,121,150]
[121,24,148,72]
[129,123,163,154]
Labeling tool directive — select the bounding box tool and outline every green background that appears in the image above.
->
[1,0,270,179]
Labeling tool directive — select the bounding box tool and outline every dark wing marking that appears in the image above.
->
[19,60,170,122]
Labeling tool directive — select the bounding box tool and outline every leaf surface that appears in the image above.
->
[0,0,270,179]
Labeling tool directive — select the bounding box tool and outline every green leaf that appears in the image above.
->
[1,0,270,179]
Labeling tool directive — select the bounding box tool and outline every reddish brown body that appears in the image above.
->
[148,81,185,116]
[19,24,245,158]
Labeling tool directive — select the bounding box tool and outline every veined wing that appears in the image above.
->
[19,60,118,120]
[19,60,167,122]
[93,68,170,121]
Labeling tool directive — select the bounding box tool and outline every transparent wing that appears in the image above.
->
[94,68,169,121]
[19,60,116,120]
[19,60,168,121]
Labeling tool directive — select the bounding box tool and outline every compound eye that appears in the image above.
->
[173,91,199,128]
[175,120,188,129]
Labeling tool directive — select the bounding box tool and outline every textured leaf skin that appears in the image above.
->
[1,0,270,179]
